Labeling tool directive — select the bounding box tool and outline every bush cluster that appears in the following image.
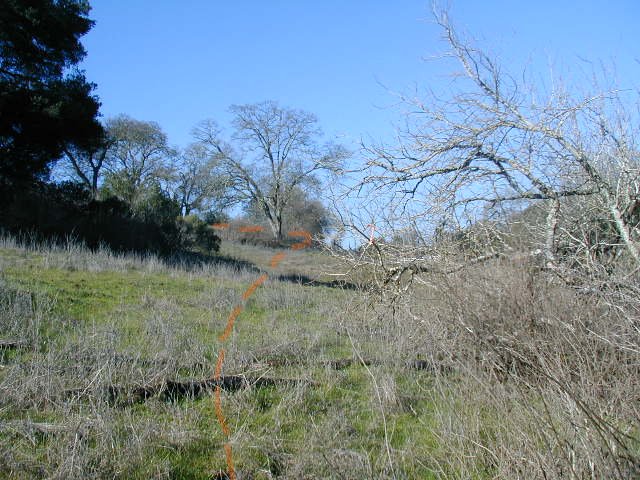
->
[0,182,220,255]
[175,215,220,253]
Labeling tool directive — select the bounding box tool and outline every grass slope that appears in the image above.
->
[0,238,454,479]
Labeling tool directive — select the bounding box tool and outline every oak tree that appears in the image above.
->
[194,101,347,239]
[0,0,103,187]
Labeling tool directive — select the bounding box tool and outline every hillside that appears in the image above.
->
[0,237,450,479]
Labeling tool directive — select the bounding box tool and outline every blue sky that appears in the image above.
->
[81,1,639,153]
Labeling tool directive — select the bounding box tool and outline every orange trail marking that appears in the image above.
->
[289,230,312,250]
[214,349,225,379]
[213,350,228,436]
[238,225,264,233]
[219,305,243,342]
[270,251,287,268]
[224,444,236,480]
[214,385,230,436]
[213,227,312,478]
[242,273,268,300]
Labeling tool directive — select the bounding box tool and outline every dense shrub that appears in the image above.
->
[0,182,220,255]
[202,210,230,226]
[176,215,220,253]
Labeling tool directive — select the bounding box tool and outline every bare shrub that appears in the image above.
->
[335,9,640,478]
[342,256,640,478]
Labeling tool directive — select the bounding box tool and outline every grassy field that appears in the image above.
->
[3,236,638,479]
[0,238,459,479]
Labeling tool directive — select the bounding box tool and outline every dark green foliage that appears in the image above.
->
[202,210,230,225]
[176,215,221,253]
[0,183,165,253]
[100,178,205,253]
[0,0,103,187]
[0,0,92,77]
[129,182,181,226]
[0,182,220,255]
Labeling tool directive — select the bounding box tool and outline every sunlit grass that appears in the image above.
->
[0,238,465,479]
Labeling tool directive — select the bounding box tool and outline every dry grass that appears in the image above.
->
[355,256,640,479]
[0,235,443,479]
[4,232,634,478]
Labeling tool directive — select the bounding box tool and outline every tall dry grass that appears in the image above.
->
[352,255,640,479]
[0,235,363,478]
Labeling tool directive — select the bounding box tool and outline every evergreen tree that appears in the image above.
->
[0,0,103,187]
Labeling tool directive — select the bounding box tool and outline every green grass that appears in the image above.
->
[3,265,210,323]
[0,240,465,479]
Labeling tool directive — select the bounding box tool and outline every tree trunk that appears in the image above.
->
[605,192,640,265]
[263,202,278,240]
[262,200,283,240]
[276,213,283,240]
[265,218,284,240]
[91,167,99,199]
[544,197,560,266]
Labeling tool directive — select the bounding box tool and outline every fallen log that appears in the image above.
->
[60,357,453,407]
[260,356,454,373]
[0,419,95,437]
[66,374,314,406]
[0,338,29,350]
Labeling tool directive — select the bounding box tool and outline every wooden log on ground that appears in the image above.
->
[65,374,315,406]
[0,419,95,437]
[0,338,28,350]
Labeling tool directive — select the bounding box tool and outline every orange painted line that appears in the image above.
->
[242,273,268,300]
[213,226,312,478]
[218,305,243,342]
[224,444,236,480]
[238,225,265,233]
[214,349,225,379]
[214,385,230,436]
[213,351,229,436]
[270,251,287,268]
[289,230,312,250]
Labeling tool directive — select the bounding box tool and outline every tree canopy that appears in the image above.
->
[0,0,103,187]
[102,115,171,205]
[194,101,347,239]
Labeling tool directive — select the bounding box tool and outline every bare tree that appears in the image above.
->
[334,12,640,480]
[62,133,114,198]
[194,101,347,239]
[104,114,172,204]
[169,143,228,216]
[358,12,640,272]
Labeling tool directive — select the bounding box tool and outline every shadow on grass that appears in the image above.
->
[274,272,361,291]
[165,250,262,273]
[166,250,362,291]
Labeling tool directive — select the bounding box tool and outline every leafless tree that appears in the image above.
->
[169,143,228,216]
[331,10,640,479]
[103,114,172,204]
[356,11,639,276]
[62,142,110,198]
[193,101,347,239]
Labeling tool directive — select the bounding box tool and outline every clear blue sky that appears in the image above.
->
[81,1,639,153]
